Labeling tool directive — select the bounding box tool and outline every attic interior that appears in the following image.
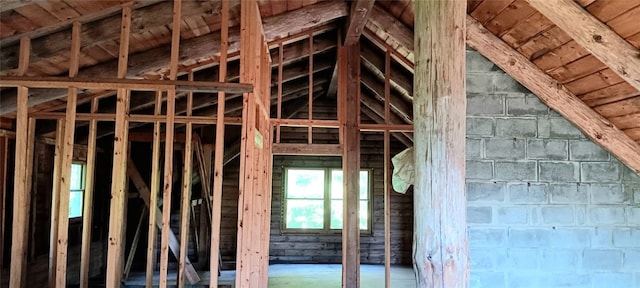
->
[0,0,639,288]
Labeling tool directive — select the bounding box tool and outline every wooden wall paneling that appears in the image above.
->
[55,21,81,287]
[525,0,640,92]
[105,4,131,287]
[177,71,194,288]
[80,95,98,288]
[340,42,361,288]
[9,36,32,288]
[210,0,229,285]
[48,119,64,288]
[414,0,469,287]
[467,15,640,174]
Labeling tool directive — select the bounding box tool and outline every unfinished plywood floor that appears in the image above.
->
[124,264,416,287]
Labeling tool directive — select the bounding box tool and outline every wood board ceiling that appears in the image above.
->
[0,0,639,171]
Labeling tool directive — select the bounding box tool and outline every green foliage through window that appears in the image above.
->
[284,168,370,232]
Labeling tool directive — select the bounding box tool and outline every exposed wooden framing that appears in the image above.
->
[0,76,253,94]
[383,50,391,288]
[339,42,361,288]
[210,0,229,286]
[126,157,200,285]
[0,136,7,272]
[0,0,44,12]
[80,95,98,288]
[48,119,64,288]
[146,90,162,287]
[124,207,147,281]
[467,16,640,174]
[30,112,243,125]
[0,1,349,115]
[9,36,32,288]
[55,21,81,287]
[414,1,469,287]
[272,143,343,156]
[197,142,211,270]
[525,0,640,92]
[343,0,375,46]
[308,33,314,144]
[105,5,132,287]
[178,71,194,287]
[276,42,283,143]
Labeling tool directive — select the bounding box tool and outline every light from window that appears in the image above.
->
[284,168,370,231]
[69,163,85,218]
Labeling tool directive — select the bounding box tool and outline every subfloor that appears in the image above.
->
[124,264,416,287]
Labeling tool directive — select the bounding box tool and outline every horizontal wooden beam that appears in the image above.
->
[359,123,413,132]
[272,143,343,156]
[467,15,640,174]
[525,0,640,92]
[0,76,252,93]
[29,112,243,125]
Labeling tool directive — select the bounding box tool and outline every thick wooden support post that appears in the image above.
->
[339,42,361,288]
[383,51,392,288]
[106,5,132,287]
[413,1,469,287]
[210,0,229,286]
[525,0,640,92]
[9,36,32,288]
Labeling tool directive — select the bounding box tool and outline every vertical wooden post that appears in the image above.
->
[146,90,162,287]
[0,135,7,273]
[339,42,361,288]
[49,119,64,288]
[106,5,132,287]
[160,0,182,286]
[210,0,229,286]
[276,42,283,144]
[413,1,469,287]
[308,33,314,144]
[80,95,98,288]
[56,21,81,287]
[383,50,391,288]
[9,36,31,288]
[177,71,194,288]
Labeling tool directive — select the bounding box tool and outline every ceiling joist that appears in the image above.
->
[525,0,640,92]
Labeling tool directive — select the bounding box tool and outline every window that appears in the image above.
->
[284,168,370,232]
[69,163,86,218]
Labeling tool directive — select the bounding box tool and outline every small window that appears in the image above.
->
[69,163,86,219]
[284,168,370,232]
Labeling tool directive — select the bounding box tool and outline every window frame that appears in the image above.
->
[281,167,372,234]
[68,162,86,220]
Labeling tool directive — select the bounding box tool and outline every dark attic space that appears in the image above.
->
[0,0,639,288]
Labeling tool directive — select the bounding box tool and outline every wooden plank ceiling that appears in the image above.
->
[1,0,640,162]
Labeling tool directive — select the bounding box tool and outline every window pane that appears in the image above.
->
[359,201,368,230]
[330,200,343,229]
[330,170,342,199]
[286,199,324,229]
[359,171,369,200]
[69,191,83,218]
[70,164,84,190]
[286,169,325,199]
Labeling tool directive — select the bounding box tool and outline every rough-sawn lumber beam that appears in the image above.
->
[467,16,640,174]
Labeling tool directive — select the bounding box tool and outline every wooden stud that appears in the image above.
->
[383,50,391,288]
[9,35,31,288]
[340,42,361,288]
[210,0,229,286]
[276,42,283,144]
[80,96,98,288]
[467,15,640,174]
[308,33,314,144]
[0,136,7,273]
[525,0,640,92]
[146,90,162,287]
[160,0,183,285]
[55,20,81,287]
[177,71,194,287]
[414,1,469,287]
[105,5,132,287]
[48,119,64,288]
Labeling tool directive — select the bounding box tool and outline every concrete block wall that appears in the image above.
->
[466,49,640,288]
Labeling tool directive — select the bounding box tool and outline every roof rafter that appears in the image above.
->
[343,0,375,46]
[525,0,640,92]
[467,15,640,174]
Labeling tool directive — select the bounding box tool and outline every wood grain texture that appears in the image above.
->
[414,1,469,287]
[467,15,640,175]
[526,0,640,92]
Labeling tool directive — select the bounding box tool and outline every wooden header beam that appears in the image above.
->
[467,15,640,174]
[0,76,253,94]
[525,0,640,92]
[272,143,343,156]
